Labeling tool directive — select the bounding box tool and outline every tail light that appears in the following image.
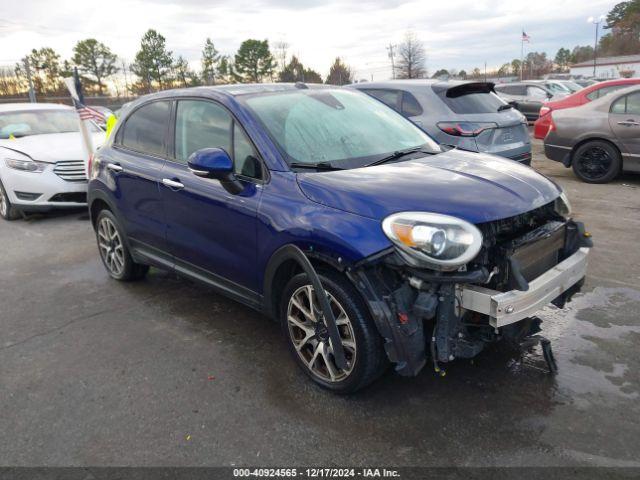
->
[87,153,95,178]
[539,106,551,117]
[548,114,557,134]
[437,121,497,137]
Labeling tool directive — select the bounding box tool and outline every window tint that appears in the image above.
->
[401,91,423,116]
[120,101,170,156]
[175,100,232,162]
[625,92,640,115]
[364,89,401,112]
[233,123,262,179]
[440,91,505,114]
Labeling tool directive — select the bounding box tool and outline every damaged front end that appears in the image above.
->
[347,201,593,377]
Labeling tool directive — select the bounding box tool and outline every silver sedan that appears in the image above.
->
[544,85,640,183]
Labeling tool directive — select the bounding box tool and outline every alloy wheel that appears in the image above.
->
[97,217,125,276]
[576,146,612,181]
[286,285,357,383]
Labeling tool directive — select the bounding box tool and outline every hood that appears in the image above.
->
[296,149,561,224]
[0,131,104,163]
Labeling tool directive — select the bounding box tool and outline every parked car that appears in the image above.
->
[530,79,583,95]
[88,84,591,393]
[534,78,640,139]
[574,79,599,88]
[0,103,103,220]
[494,82,560,121]
[544,85,640,183]
[348,80,531,164]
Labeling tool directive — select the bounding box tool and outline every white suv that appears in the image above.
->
[0,103,103,220]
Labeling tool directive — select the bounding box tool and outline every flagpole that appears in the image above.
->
[520,29,524,81]
[64,70,95,177]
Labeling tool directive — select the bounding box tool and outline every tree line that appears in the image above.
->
[0,31,359,98]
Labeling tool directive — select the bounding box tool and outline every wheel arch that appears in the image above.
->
[262,244,351,321]
[88,189,120,229]
[569,136,623,167]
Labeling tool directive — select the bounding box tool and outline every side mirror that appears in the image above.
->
[187,147,244,194]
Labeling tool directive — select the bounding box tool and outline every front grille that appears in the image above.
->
[49,192,87,203]
[478,202,558,244]
[53,160,87,182]
[474,202,565,290]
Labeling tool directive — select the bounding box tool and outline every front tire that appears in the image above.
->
[0,179,20,221]
[572,140,621,184]
[280,270,386,393]
[95,209,148,281]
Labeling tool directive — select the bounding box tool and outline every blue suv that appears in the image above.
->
[88,84,591,393]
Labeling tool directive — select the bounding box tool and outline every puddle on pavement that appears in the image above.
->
[536,287,640,402]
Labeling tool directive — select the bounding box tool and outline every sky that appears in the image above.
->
[0,0,619,81]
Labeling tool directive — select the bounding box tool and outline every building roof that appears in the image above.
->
[571,54,640,68]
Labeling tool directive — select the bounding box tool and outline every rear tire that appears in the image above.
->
[280,270,386,393]
[95,209,148,281]
[0,179,21,221]
[572,140,621,184]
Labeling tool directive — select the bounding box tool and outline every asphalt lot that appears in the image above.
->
[1,139,640,467]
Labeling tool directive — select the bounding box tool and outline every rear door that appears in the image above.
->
[160,98,264,293]
[110,100,171,254]
[609,92,640,155]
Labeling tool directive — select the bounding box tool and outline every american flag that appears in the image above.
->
[76,104,106,123]
[522,31,531,43]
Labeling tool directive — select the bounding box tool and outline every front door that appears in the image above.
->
[160,99,264,293]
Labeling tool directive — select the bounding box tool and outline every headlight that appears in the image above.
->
[554,191,572,217]
[5,157,47,172]
[382,212,483,270]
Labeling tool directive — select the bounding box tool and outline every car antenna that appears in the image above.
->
[295,82,308,89]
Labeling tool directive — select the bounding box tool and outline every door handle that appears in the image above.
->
[162,178,185,190]
[107,163,123,172]
[617,120,640,127]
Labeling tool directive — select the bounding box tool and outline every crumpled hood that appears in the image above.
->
[0,131,104,163]
[296,149,561,224]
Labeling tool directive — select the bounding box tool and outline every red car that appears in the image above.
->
[533,78,640,139]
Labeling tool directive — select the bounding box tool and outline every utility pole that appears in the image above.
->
[24,58,36,103]
[588,15,605,78]
[386,43,397,79]
[121,60,130,99]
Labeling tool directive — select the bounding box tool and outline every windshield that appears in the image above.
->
[243,89,440,167]
[0,109,97,139]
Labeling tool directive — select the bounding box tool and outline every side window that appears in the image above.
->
[120,101,170,157]
[364,89,401,112]
[175,100,232,163]
[401,91,423,117]
[624,92,640,115]
[610,95,627,114]
[586,90,600,101]
[233,123,262,179]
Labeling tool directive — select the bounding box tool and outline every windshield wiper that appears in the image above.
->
[498,104,514,112]
[365,146,433,167]
[289,161,344,171]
